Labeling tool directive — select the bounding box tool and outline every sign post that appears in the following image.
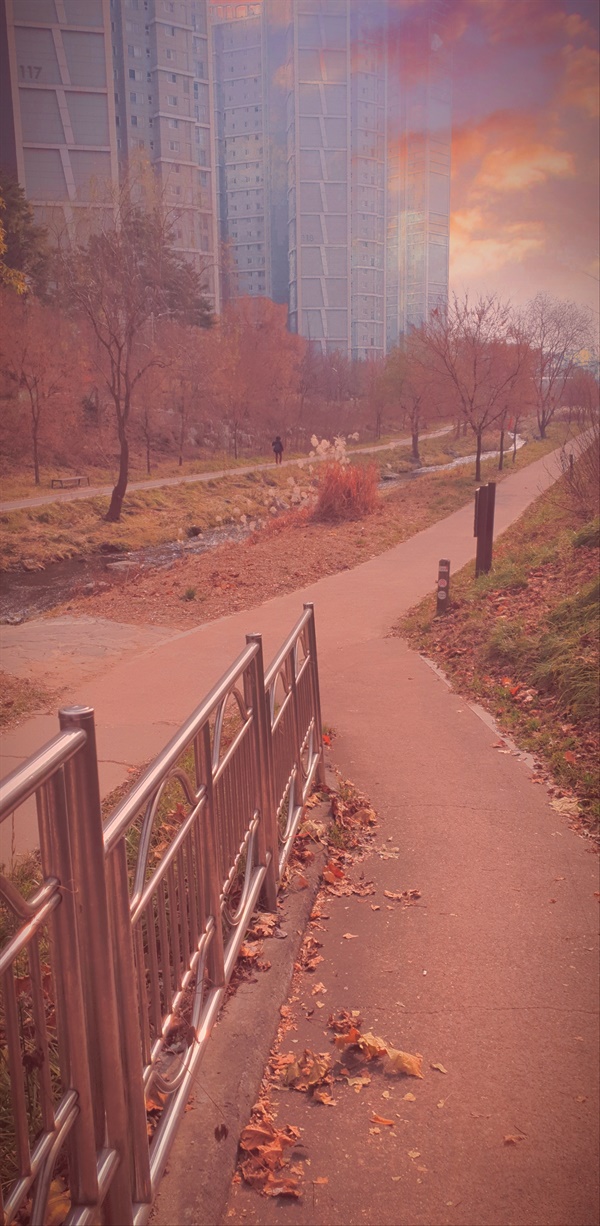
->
[436,559,451,615]
[474,482,496,577]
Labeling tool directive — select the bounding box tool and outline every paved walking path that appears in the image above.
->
[0,428,451,512]
[1,440,598,1223]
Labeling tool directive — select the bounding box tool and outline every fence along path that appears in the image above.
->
[0,604,324,1226]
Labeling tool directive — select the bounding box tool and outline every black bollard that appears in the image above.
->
[436,559,451,614]
[474,482,496,577]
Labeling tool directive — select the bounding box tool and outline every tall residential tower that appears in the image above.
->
[211,0,451,356]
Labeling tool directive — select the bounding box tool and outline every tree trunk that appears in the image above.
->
[106,427,129,522]
[32,423,40,485]
[411,429,420,464]
[474,430,483,482]
[178,401,185,466]
[512,421,519,463]
[498,427,505,471]
[146,435,151,475]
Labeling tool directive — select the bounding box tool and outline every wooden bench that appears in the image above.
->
[51,475,90,489]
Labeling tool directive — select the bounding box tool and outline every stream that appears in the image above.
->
[0,437,526,624]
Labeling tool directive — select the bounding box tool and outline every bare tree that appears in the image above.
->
[522,293,593,439]
[423,293,530,481]
[58,190,211,521]
[0,292,79,483]
[385,330,444,463]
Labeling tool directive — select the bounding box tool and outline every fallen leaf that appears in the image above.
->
[334,1027,361,1050]
[371,904,381,911]
[45,1181,71,1226]
[370,1127,381,1135]
[408,1149,420,1160]
[313,1176,328,1185]
[430,1062,448,1074]
[437,1100,446,1109]
[503,1134,524,1145]
[402,1092,416,1102]
[343,933,359,939]
[214,1123,228,1141]
[387,1048,424,1078]
[311,982,326,995]
[370,1114,395,1126]
[312,1088,335,1105]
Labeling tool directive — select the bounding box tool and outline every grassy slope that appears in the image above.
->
[0,423,571,572]
[396,479,599,834]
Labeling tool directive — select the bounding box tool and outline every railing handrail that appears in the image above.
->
[0,606,325,1226]
[0,728,86,820]
[103,639,259,853]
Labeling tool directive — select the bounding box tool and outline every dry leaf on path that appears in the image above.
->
[370,1114,395,1126]
[430,1062,448,1074]
[408,1149,421,1160]
[343,932,359,939]
[387,1048,424,1078]
[503,1134,525,1145]
[403,1092,416,1102]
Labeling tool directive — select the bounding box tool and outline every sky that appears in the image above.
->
[437,0,599,316]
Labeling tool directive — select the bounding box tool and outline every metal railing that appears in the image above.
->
[0,604,324,1226]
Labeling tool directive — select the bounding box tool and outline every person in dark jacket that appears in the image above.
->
[272,435,284,465]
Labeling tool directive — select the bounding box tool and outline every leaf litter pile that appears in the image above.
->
[232,776,432,1201]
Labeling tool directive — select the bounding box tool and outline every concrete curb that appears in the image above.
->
[150,787,332,1226]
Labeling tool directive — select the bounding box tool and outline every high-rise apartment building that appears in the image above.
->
[110,0,220,308]
[0,0,119,236]
[211,0,450,357]
[1,1,450,352]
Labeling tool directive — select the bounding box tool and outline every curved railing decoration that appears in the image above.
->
[0,605,324,1226]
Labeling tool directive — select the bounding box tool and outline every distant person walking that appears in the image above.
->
[272,435,284,465]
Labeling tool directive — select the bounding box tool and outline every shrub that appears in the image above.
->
[314,460,379,523]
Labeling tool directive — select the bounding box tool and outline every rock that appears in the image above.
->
[104,560,139,572]
[22,558,45,572]
[99,542,126,555]
[82,582,96,595]
[1,612,24,625]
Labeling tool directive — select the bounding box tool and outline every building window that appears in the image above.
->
[167,95,178,106]
[129,91,137,102]
[131,115,138,126]
[129,68,136,79]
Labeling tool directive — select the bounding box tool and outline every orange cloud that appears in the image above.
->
[560,45,600,117]
[465,0,597,46]
[475,143,575,192]
[450,209,545,277]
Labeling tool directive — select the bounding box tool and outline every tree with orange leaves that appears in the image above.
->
[0,290,80,484]
[211,298,303,458]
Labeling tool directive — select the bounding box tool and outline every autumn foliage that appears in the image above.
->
[314,460,379,523]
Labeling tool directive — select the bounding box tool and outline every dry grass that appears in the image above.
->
[55,428,571,631]
[314,461,379,521]
[0,672,59,729]
[0,422,572,574]
[396,477,600,833]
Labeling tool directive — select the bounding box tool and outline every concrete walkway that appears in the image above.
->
[1,440,598,1223]
[0,441,585,852]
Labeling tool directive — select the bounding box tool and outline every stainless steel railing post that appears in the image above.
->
[246,634,278,908]
[303,604,326,786]
[59,706,134,1225]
